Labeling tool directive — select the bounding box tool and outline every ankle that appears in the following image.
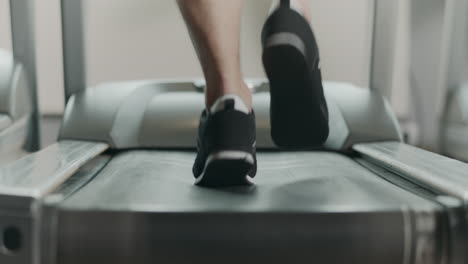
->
[205,78,252,110]
[290,0,312,22]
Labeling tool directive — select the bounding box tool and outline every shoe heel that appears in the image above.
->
[261,7,329,150]
[280,0,290,8]
[196,152,255,187]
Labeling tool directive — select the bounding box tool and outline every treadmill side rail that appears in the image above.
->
[0,140,108,206]
[354,141,468,264]
[354,142,468,202]
[0,140,107,264]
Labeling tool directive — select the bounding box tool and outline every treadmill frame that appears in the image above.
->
[8,0,40,151]
[438,0,468,160]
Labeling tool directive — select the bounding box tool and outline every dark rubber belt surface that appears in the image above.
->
[60,151,435,211]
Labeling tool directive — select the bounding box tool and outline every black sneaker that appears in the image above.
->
[261,0,329,149]
[193,95,257,187]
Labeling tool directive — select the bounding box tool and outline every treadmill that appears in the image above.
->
[0,0,40,165]
[1,0,468,263]
[409,0,468,159]
[438,0,468,161]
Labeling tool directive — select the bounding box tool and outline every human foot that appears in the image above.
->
[193,95,257,187]
[261,0,329,149]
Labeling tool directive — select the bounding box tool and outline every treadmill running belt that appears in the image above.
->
[48,151,443,264]
[60,151,437,211]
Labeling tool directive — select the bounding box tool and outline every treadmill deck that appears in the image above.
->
[60,150,438,212]
[45,151,443,264]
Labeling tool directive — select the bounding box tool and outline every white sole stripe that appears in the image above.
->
[195,151,255,184]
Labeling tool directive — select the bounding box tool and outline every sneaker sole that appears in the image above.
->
[195,151,255,187]
[263,37,329,149]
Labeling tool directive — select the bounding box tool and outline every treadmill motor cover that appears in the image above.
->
[59,80,402,150]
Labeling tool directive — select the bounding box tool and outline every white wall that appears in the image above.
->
[35,0,65,113]
[391,0,411,118]
[1,0,375,114]
[0,0,65,113]
[85,0,373,87]
[0,0,11,50]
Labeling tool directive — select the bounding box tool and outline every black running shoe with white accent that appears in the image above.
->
[193,95,257,187]
[261,0,329,150]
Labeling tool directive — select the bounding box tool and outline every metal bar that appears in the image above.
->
[61,0,87,102]
[409,0,448,151]
[369,0,400,98]
[444,0,468,90]
[438,0,468,157]
[9,0,40,151]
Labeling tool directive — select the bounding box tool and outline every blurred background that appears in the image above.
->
[0,0,379,113]
[1,0,467,158]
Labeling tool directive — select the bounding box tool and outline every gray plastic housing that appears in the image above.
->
[59,80,402,150]
[440,83,468,160]
[0,49,34,156]
[0,49,31,123]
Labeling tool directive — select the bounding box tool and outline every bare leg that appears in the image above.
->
[293,0,312,21]
[270,0,312,22]
[177,0,251,109]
